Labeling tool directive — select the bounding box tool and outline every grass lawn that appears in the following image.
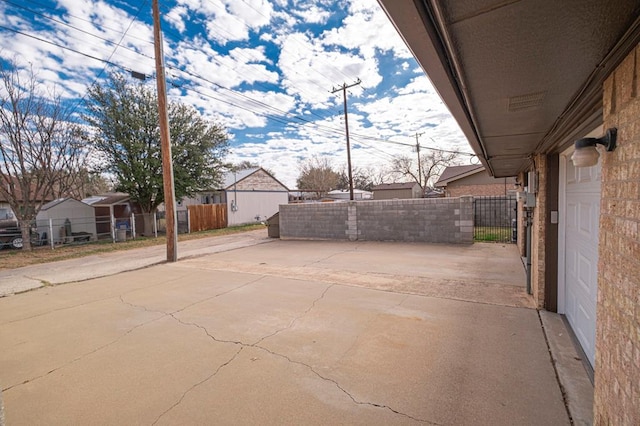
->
[0,224,265,270]
[474,226,513,243]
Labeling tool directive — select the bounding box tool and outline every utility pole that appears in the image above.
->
[415,132,424,188]
[152,0,178,262]
[331,79,361,201]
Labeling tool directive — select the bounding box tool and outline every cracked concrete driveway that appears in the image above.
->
[0,238,569,425]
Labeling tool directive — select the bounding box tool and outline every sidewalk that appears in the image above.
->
[0,229,273,297]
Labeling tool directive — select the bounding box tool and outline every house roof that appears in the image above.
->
[41,197,93,211]
[82,193,130,206]
[372,182,419,191]
[221,167,289,191]
[0,176,56,203]
[435,164,484,187]
[377,1,640,177]
[222,168,260,189]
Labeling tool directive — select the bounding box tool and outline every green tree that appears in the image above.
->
[84,73,229,214]
[0,60,88,250]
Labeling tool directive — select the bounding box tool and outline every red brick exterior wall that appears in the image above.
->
[594,45,640,425]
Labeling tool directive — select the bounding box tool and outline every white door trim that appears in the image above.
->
[557,125,602,315]
[558,150,568,314]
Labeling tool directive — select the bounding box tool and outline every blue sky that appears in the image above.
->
[0,0,472,188]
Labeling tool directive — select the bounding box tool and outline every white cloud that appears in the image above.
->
[290,5,332,24]
[0,0,471,190]
[319,0,413,61]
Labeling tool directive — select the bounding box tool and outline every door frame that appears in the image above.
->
[557,125,602,315]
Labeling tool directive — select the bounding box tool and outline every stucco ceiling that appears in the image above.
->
[379,0,640,177]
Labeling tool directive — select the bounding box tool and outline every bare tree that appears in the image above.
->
[66,169,113,200]
[336,165,388,192]
[390,150,458,190]
[0,60,87,250]
[296,156,340,199]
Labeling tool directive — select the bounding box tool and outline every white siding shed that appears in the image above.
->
[36,198,97,243]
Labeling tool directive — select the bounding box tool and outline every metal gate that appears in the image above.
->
[473,196,517,243]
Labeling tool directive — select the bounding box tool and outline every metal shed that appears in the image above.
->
[36,198,97,244]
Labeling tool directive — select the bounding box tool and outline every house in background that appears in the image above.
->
[378,0,640,422]
[435,164,517,197]
[0,180,55,216]
[372,182,422,200]
[36,198,97,243]
[179,168,289,226]
[326,189,373,201]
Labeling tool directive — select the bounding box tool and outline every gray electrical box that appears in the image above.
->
[524,192,536,208]
[516,191,536,208]
[527,171,538,193]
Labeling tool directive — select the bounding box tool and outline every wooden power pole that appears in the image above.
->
[152,0,178,262]
[331,79,361,201]
[415,132,424,188]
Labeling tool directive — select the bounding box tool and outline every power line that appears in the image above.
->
[14,0,154,45]
[0,12,475,160]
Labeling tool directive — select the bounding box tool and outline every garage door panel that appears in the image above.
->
[577,253,595,296]
[563,154,600,368]
[575,304,595,353]
[566,203,577,231]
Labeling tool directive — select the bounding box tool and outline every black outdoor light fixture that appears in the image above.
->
[570,128,617,168]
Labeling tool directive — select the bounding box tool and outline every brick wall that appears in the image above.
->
[279,197,474,244]
[516,172,526,257]
[594,45,640,425]
[447,183,514,197]
[531,154,547,308]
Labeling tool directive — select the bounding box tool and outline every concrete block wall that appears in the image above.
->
[279,203,349,240]
[594,44,640,425]
[280,197,474,244]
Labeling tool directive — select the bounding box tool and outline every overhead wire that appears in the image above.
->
[10,0,154,45]
[199,0,360,87]
[156,3,339,123]
[0,2,474,160]
[2,0,344,127]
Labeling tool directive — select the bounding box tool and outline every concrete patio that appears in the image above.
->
[0,236,583,425]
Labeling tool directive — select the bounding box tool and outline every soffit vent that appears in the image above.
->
[508,91,546,112]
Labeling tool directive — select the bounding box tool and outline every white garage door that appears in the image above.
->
[561,153,601,367]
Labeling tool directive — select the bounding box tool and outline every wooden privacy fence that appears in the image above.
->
[187,204,227,232]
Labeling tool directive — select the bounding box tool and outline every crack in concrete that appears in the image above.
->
[303,246,359,268]
[151,346,244,425]
[0,273,189,326]
[23,276,52,287]
[2,312,165,393]
[167,285,442,426]
[2,276,264,393]
[253,283,334,345]
[251,344,439,424]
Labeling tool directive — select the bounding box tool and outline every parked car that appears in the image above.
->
[0,208,37,249]
[0,224,24,249]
